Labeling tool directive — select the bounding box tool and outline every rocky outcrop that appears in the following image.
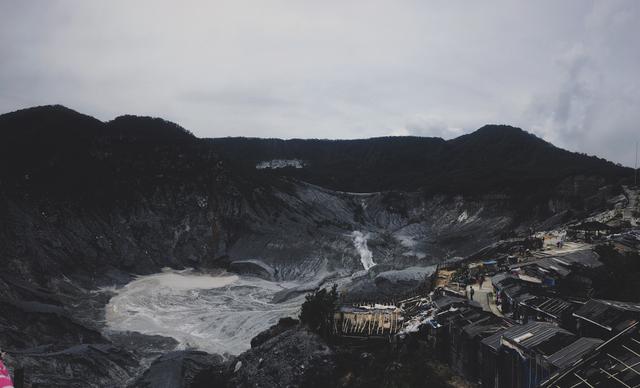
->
[374,266,437,294]
[187,320,470,388]
[250,318,299,348]
[224,325,336,388]
[132,351,225,388]
[10,344,139,388]
[228,260,276,281]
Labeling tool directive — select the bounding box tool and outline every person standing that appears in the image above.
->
[0,350,14,388]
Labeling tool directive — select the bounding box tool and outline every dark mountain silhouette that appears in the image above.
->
[211,125,629,196]
[106,115,195,143]
[0,105,218,202]
[1,105,630,199]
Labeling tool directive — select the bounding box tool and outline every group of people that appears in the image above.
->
[0,350,14,388]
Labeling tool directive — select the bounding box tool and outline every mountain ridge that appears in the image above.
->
[0,104,630,200]
[0,104,622,160]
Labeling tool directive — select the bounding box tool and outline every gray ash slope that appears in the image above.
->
[0,105,631,386]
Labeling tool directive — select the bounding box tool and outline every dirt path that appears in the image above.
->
[466,278,502,317]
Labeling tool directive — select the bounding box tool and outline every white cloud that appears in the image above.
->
[390,114,462,139]
[0,0,639,165]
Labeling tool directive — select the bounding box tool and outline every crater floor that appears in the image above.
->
[104,269,305,356]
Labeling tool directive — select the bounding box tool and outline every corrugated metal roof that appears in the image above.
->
[502,283,527,299]
[481,327,508,351]
[491,272,518,288]
[542,325,640,387]
[432,295,466,310]
[526,257,571,277]
[555,249,602,268]
[546,337,603,369]
[508,250,602,282]
[491,272,509,284]
[502,322,573,350]
[573,299,640,331]
[522,296,576,317]
[463,316,508,339]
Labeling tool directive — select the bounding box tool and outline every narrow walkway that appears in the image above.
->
[532,241,590,258]
[466,278,502,317]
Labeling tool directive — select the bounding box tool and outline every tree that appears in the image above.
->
[299,284,338,335]
[590,244,640,301]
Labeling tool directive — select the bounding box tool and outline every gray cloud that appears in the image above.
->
[0,0,639,165]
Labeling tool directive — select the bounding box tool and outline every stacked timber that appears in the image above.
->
[333,305,403,337]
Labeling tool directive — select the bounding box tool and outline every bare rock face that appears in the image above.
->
[224,325,336,388]
[192,320,466,388]
[374,265,437,294]
[228,260,276,281]
[132,351,225,388]
[13,344,139,388]
[250,317,299,348]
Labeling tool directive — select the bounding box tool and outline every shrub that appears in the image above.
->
[299,284,338,334]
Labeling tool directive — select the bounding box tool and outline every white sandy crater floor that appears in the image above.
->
[104,268,304,356]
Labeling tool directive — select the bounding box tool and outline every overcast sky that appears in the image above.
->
[1,1,639,166]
